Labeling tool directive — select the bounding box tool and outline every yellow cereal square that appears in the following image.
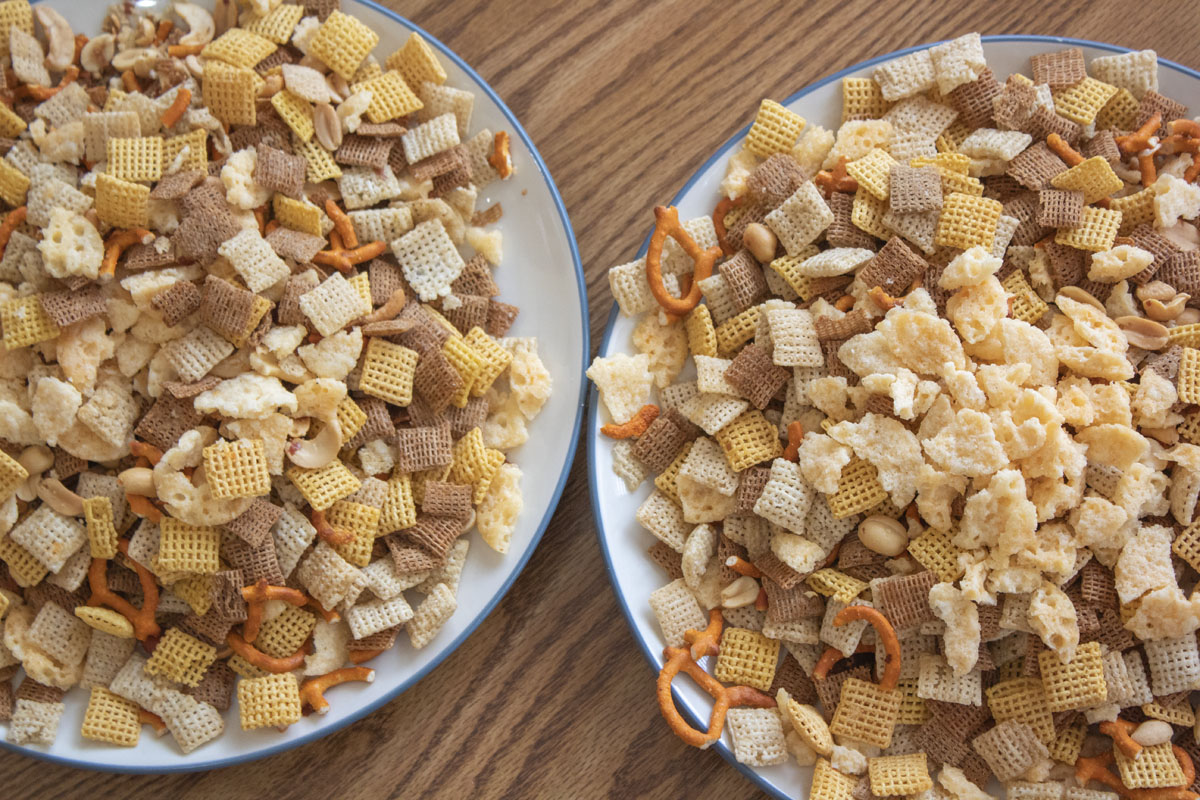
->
[1053,76,1119,125]
[1110,188,1156,234]
[715,305,762,356]
[107,136,164,183]
[271,90,314,143]
[464,326,512,397]
[1096,87,1140,131]
[808,569,868,604]
[273,194,322,236]
[238,673,302,730]
[745,99,806,158]
[203,27,277,68]
[828,457,889,519]
[1,295,59,350]
[1001,270,1049,324]
[353,70,423,124]
[326,500,381,566]
[846,148,898,201]
[286,459,362,511]
[95,172,150,229]
[360,337,419,406]
[162,128,208,173]
[935,192,1002,250]
[831,677,901,748]
[713,627,779,691]
[441,335,484,408]
[293,136,342,182]
[851,186,892,240]
[842,77,891,122]
[1055,205,1122,252]
[908,526,965,582]
[144,627,217,687]
[0,531,46,587]
[385,32,448,89]
[336,396,368,443]
[202,60,258,127]
[868,752,931,796]
[811,759,858,800]
[0,0,32,61]
[0,158,30,206]
[158,518,221,574]
[244,3,305,44]
[986,677,1055,744]
[685,305,718,358]
[309,10,380,81]
[0,447,26,504]
[81,687,140,747]
[1114,742,1187,789]
[380,471,417,533]
[1037,641,1106,711]
[1050,156,1123,205]
[203,438,272,499]
[172,573,213,616]
[83,495,117,559]
[714,410,783,472]
[0,102,27,138]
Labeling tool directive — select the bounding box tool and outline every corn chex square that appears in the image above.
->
[745,99,806,158]
[868,752,931,796]
[354,70,423,123]
[1055,205,1122,252]
[144,628,217,687]
[936,192,1002,249]
[238,673,302,730]
[106,137,163,183]
[202,60,258,127]
[359,337,419,406]
[309,11,380,80]
[80,686,140,747]
[286,459,362,511]
[95,172,149,229]
[386,32,448,89]
[1037,641,1107,711]
[713,627,779,691]
[203,439,272,500]
[830,677,900,748]
[158,518,221,573]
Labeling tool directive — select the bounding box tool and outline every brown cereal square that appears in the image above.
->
[632,412,691,473]
[38,286,106,328]
[1159,252,1200,299]
[888,164,942,214]
[724,343,789,410]
[335,135,395,170]
[719,250,769,314]
[1137,90,1188,132]
[735,466,772,514]
[386,535,443,573]
[1031,48,1087,89]
[150,281,202,328]
[1043,241,1087,289]
[1037,188,1085,228]
[134,393,205,452]
[647,539,683,579]
[222,535,285,586]
[1083,130,1122,164]
[266,227,326,263]
[1130,223,1180,274]
[771,653,818,704]
[1007,142,1068,191]
[223,499,283,548]
[394,422,454,472]
[413,347,464,413]
[441,295,490,335]
[254,144,307,197]
[471,203,503,227]
[403,515,463,561]
[369,259,410,304]
[873,571,936,632]
[747,153,808,209]
[826,191,877,250]
[199,275,260,344]
[485,300,519,337]
[947,68,1001,128]
[421,481,473,518]
[1029,106,1082,144]
[754,551,806,590]
[150,170,205,200]
[858,237,927,295]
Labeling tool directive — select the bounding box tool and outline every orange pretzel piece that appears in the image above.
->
[310,508,354,546]
[359,289,407,324]
[488,131,512,179]
[100,229,153,281]
[814,156,858,197]
[755,586,768,611]
[313,240,386,274]
[868,285,901,311]
[833,605,901,689]
[1047,133,1085,167]
[160,87,191,128]
[242,579,310,643]
[1137,153,1157,187]
[138,709,167,735]
[129,440,164,465]
[121,69,139,93]
[1100,718,1143,759]
[812,641,877,681]
[125,492,163,523]
[167,43,205,58]
[656,611,773,748]
[307,598,340,623]
[724,556,762,579]
[349,647,387,665]
[834,295,856,312]
[712,195,743,256]
[300,667,375,714]
[86,540,161,641]
[324,199,358,249]
[0,205,26,261]
[1116,113,1163,158]
[600,404,659,439]
[645,205,720,319]
[155,19,173,44]
[14,67,79,102]
[1076,748,1199,800]
[226,632,311,673]
[783,421,805,462]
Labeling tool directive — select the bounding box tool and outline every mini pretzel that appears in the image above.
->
[833,604,901,689]
[1076,748,1199,800]
[783,421,804,461]
[1047,133,1085,167]
[0,205,26,260]
[299,667,375,714]
[226,631,311,673]
[1116,113,1163,158]
[645,205,720,319]
[812,641,876,681]
[600,404,659,439]
[1100,718,1143,759]
[242,579,310,644]
[724,556,762,579]
[307,598,340,623]
[86,540,161,641]
[167,43,204,57]
[488,130,512,179]
[129,440,164,465]
[712,195,743,256]
[100,229,153,281]
[657,645,776,748]
[686,608,724,660]
[160,87,191,128]
[349,647,387,664]
[14,66,79,101]
[324,199,358,249]
[313,240,387,274]
[815,156,858,197]
[1137,154,1157,187]
[154,19,173,44]
[138,708,167,735]
[310,508,355,546]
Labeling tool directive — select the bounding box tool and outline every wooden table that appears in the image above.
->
[5,1,1200,798]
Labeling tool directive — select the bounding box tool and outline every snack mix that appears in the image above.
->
[0,0,552,753]
[593,32,1200,798]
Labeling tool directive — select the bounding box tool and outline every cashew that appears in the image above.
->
[721,576,760,608]
[184,54,204,80]
[37,477,84,517]
[1117,315,1170,350]
[134,16,156,47]
[80,33,115,74]
[174,2,215,48]
[313,102,342,151]
[212,0,238,37]
[117,467,157,498]
[33,6,73,73]
[111,48,160,76]
[17,445,52,476]
[286,419,342,470]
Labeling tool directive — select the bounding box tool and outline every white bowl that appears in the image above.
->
[589,35,1200,800]
[1,0,587,773]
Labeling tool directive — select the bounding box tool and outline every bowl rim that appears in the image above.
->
[0,0,589,775]
[588,33,1200,800]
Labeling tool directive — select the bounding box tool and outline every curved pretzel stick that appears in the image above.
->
[125,492,162,523]
[160,87,191,128]
[241,579,310,643]
[167,43,204,57]
[833,605,901,689]
[129,440,164,465]
[349,647,387,664]
[300,667,375,714]
[86,540,161,641]
[1047,133,1085,167]
[600,404,659,439]
[14,66,79,101]
[1076,747,1199,800]
[138,709,167,735]
[226,632,311,673]
[1116,113,1163,158]
[783,421,805,461]
[812,642,881,681]
[99,229,153,281]
[310,508,354,546]
[488,131,512,179]
[1100,718,1142,759]
[0,206,26,261]
[1137,153,1157,187]
[724,556,761,579]
[313,240,386,274]
[685,608,724,661]
[324,199,358,249]
[645,205,720,318]
[712,195,742,256]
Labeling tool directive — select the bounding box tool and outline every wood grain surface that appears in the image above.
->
[4,1,1200,798]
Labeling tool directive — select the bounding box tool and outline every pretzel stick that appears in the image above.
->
[724,556,761,579]
[712,195,742,256]
[125,492,162,523]
[226,632,311,673]
[241,580,310,643]
[1047,133,1085,167]
[0,206,26,261]
[86,541,161,641]
[100,229,153,281]
[300,667,375,714]
[1100,718,1142,759]
[324,199,358,249]
[160,87,191,128]
[783,421,804,461]
[600,404,659,439]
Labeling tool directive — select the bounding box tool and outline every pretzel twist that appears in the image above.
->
[226,631,311,673]
[645,205,720,319]
[712,195,742,256]
[833,605,901,689]
[300,667,375,714]
[86,540,161,641]
[242,579,310,644]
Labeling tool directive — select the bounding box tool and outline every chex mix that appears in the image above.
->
[0,0,551,753]
[592,32,1200,798]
